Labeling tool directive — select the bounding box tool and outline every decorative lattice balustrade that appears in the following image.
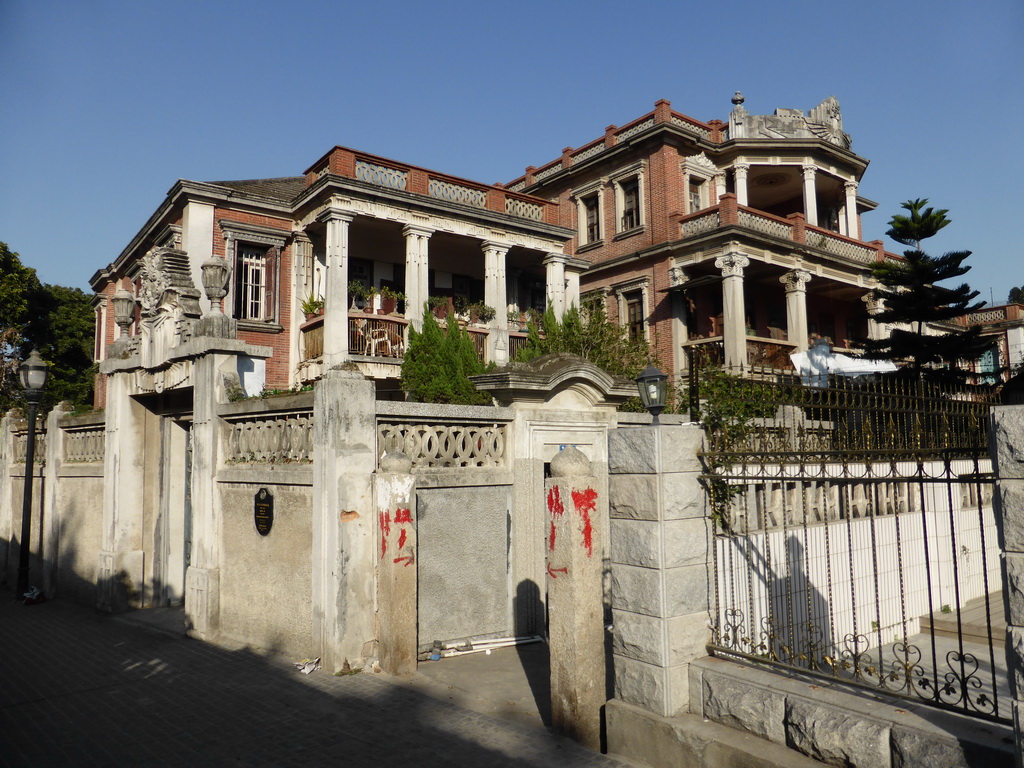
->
[428,179,487,208]
[505,197,543,221]
[223,408,314,464]
[680,211,720,238]
[968,308,1007,325]
[670,115,711,138]
[616,118,654,141]
[532,164,562,182]
[355,160,408,190]
[377,420,508,469]
[506,180,526,193]
[738,210,793,240]
[63,423,105,463]
[572,143,604,163]
[812,230,876,263]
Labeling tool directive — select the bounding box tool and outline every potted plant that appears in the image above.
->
[363,285,379,313]
[348,280,366,310]
[428,295,453,319]
[300,293,324,320]
[379,286,405,315]
[467,301,496,325]
[508,308,526,331]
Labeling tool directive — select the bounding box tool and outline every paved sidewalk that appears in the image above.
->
[0,594,634,767]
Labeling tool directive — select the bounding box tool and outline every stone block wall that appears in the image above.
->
[607,424,709,717]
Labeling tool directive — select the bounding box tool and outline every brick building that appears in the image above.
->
[91,93,901,402]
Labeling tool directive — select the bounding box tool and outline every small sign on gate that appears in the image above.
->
[254,488,274,536]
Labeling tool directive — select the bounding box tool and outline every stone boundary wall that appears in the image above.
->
[690,657,1013,768]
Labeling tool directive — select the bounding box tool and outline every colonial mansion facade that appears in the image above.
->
[91,94,911,401]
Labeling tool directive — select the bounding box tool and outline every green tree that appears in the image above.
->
[513,297,652,378]
[863,200,988,382]
[1008,286,1023,305]
[400,311,492,405]
[0,242,95,412]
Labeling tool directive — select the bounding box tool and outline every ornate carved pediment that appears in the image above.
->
[137,247,203,369]
[684,152,718,176]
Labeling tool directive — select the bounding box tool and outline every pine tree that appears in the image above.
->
[864,199,988,381]
[400,310,491,404]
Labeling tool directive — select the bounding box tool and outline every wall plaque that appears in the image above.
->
[254,488,274,536]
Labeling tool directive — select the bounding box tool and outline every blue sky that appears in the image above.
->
[1,0,1021,303]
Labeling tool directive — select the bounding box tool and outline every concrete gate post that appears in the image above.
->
[41,403,71,597]
[312,367,377,672]
[374,451,417,676]
[991,405,1024,765]
[545,446,605,750]
[606,424,709,719]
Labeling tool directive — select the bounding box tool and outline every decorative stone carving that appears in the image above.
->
[780,269,812,292]
[136,247,203,368]
[730,96,852,148]
[683,152,718,176]
[668,266,688,287]
[715,254,750,278]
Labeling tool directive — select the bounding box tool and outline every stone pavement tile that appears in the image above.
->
[0,596,635,767]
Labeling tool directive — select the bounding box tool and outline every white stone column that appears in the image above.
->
[312,368,377,672]
[320,210,354,366]
[482,241,510,365]
[715,253,750,370]
[97,371,146,612]
[844,181,859,239]
[669,267,689,378]
[42,403,70,596]
[403,225,432,331]
[733,163,750,207]
[713,172,727,204]
[182,200,215,315]
[780,269,812,352]
[802,165,819,227]
[545,253,568,319]
[565,269,581,311]
[863,293,887,340]
[290,232,312,387]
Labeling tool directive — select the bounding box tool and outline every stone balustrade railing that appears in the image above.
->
[376,419,509,469]
[63,423,106,463]
[222,398,315,464]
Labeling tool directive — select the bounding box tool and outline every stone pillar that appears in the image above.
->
[545,253,567,319]
[565,269,581,311]
[802,165,818,227]
[483,241,510,365]
[404,225,432,331]
[844,181,859,238]
[97,371,146,612]
[375,452,417,677]
[545,446,605,750]
[669,267,689,378]
[320,210,354,366]
[607,425,708,719]
[713,172,727,204]
[185,351,228,639]
[862,293,887,340]
[991,406,1024,765]
[42,403,70,596]
[312,368,377,671]
[781,269,812,352]
[715,252,750,370]
[733,163,749,207]
[289,232,314,385]
[0,410,14,580]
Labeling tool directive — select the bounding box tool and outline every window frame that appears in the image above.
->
[571,180,605,248]
[612,277,651,341]
[610,161,646,236]
[219,219,289,329]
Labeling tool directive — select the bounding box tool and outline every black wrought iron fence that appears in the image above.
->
[699,369,1007,723]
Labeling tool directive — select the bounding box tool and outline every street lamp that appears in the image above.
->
[636,362,668,426]
[16,349,48,599]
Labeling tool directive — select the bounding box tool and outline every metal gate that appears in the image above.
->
[698,368,1008,723]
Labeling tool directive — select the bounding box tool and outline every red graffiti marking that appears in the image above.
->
[546,564,569,579]
[397,528,408,550]
[393,555,415,567]
[394,508,413,524]
[379,511,391,558]
[549,521,557,552]
[572,488,598,557]
[547,485,564,516]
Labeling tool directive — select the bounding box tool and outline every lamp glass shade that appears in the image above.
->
[636,363,668,411]
[18,349,48,393]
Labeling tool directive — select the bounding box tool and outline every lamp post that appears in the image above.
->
[16,349,48,599]
[636,362,668,426]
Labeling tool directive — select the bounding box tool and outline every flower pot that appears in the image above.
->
[380,297,397,315]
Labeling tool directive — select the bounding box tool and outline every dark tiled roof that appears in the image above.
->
[205,177,306,202]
